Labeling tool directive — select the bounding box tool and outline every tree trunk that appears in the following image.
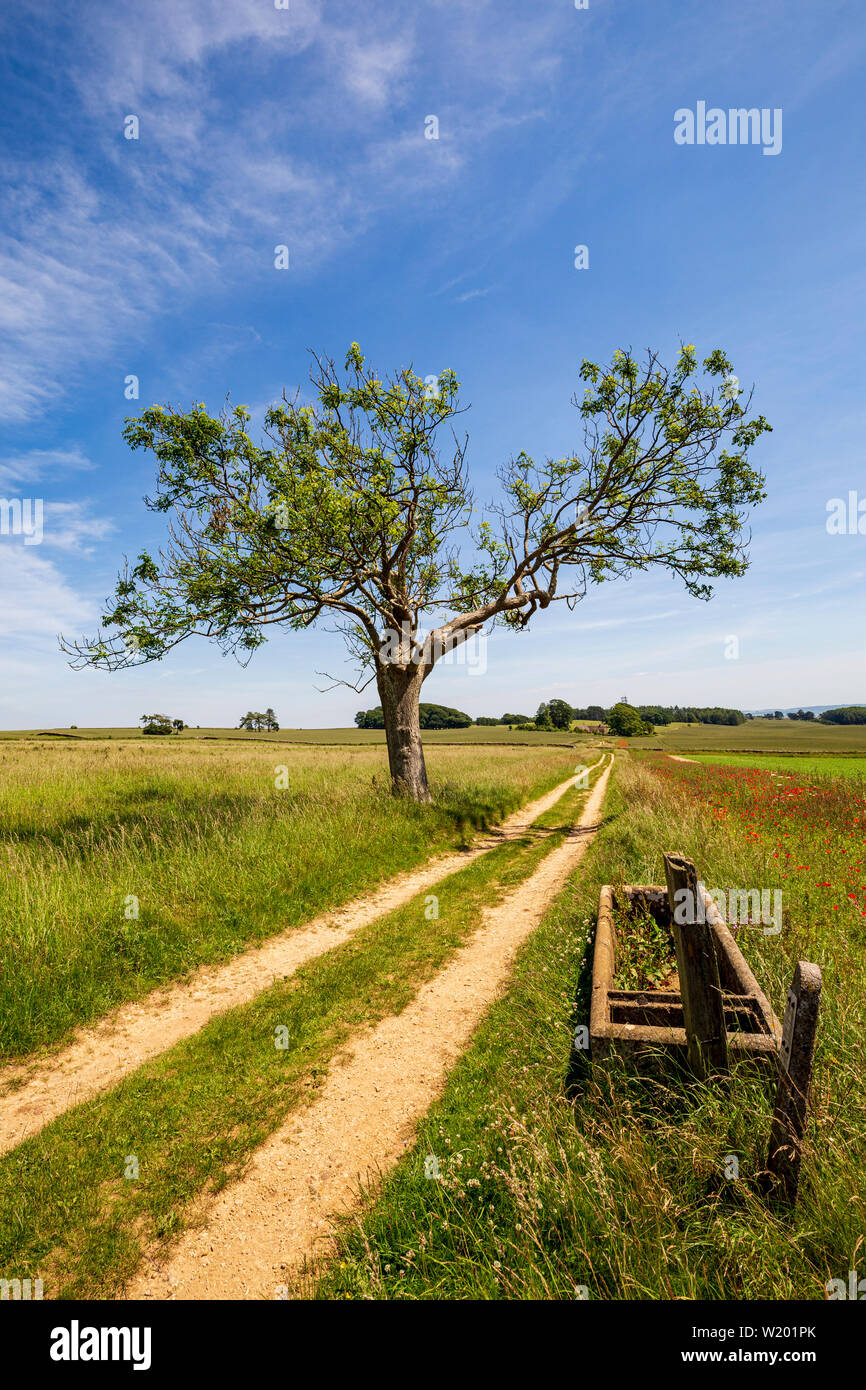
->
[377,663,432,802]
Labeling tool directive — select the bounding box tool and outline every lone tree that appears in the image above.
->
[606,702,654,737]
[61,343,769,801]
[547,698,574,730]
[140,712,173,735]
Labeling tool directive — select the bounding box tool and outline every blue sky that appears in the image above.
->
[1,0,864,728]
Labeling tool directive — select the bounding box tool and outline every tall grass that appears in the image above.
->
[314,755,865,1300]
[0,739,579,1058]
[0,775,600,1299]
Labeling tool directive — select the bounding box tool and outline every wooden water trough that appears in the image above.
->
[589,853,822,1205]
[590,880,782,1070]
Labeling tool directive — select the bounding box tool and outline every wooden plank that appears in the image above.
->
[610,996,761,1031]
[697,884,782,1043]
[589,885,617,1058]
[663,853,729,1079]
[766,961,822,1206]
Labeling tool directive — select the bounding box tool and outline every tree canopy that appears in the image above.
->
[239,708,280,731]
[60,341,769,799]
[606,702,655,737]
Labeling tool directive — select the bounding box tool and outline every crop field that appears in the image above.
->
[0,725,585,747]
[680,752,866,779]
[632,717,866,754]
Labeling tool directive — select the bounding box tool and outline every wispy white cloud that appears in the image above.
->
[455,286,496,303]
[41,502,115,554]
[0,0,581,424]
[0,445,94,487]
[0,545,98,636]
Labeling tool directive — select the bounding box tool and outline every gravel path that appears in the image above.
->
[127,758,613,1300]
[0,761,604,1156]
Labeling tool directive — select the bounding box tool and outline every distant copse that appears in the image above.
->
[818,706,866,725]
[356,703,472,730]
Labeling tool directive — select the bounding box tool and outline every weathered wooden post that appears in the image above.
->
[766,960,822,1206]
[663,852,729,1080]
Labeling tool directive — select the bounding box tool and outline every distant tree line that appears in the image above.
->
[356,703,472,730]
[633,705,745,726]
[816,706,866,725]
[355,698,747,733]
[138,700,866,739]
[751,707,866,723]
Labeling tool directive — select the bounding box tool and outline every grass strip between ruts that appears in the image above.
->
[0,771,602,1299]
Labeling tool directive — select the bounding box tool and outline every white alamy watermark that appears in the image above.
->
[0,497,43,545]
[1,1277,43,1300]
[379,620,487,676]
[826,491,866,535]
[674,103,782,156]
[826,1270,866,1299]
[50,1321,152,1370]
[672,882,783,937]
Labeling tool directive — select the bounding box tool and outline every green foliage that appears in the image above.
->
[355,707,385,730]
[819,706,866,725]
[61,342,769,691]
[535,702,554,731]
[546,698,573,730]
[606,703,654,737]
[419,704,472,732]
[140,713,174,736]
[239,708,279,731]
[613,905,676,990]
[572,705,607,723]
[635,704,744,727]
[356,703,472,730]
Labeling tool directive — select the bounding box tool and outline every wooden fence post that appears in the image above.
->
[663,852,729,1080]
[766,961,822,1206]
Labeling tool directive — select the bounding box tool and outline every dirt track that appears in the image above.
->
[127,757,612,1300]
[0,761,603,1156]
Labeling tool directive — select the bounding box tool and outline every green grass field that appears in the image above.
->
[678,752,866,778]
[314,753,865,1300]
[630,717,866,754]
[1,726,863,1302]
[0,760,604,1299]
[7,716,866,754]
[0,725,585,746]
[0,737,583,1058]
